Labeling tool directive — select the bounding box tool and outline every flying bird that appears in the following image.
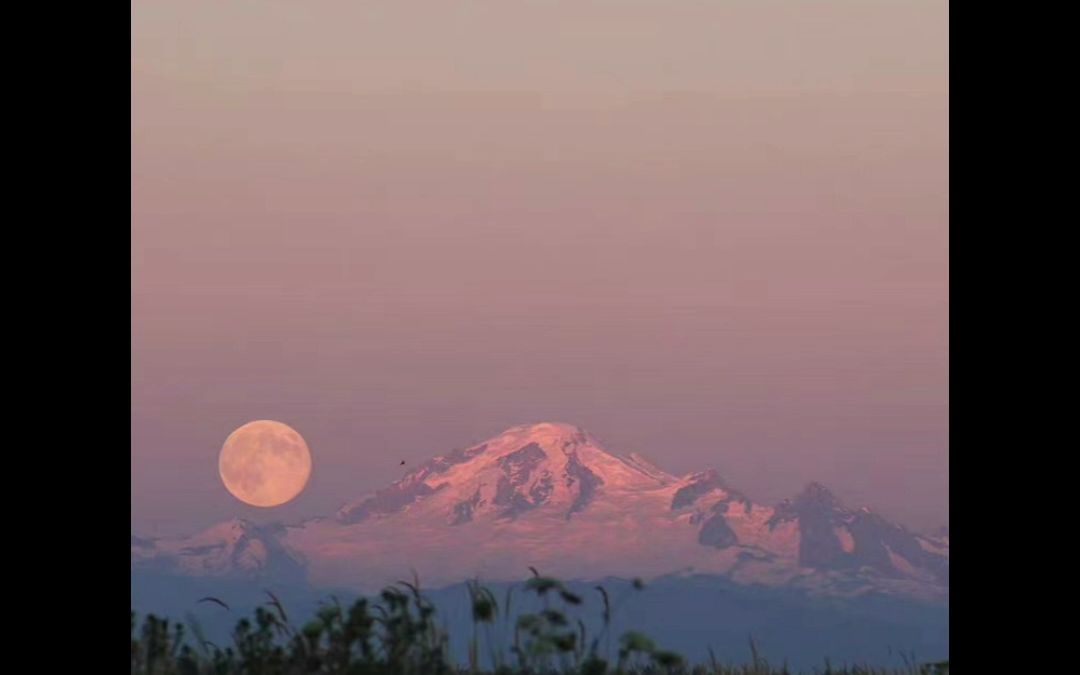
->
[400,460,406,465]
[196,597,230,611]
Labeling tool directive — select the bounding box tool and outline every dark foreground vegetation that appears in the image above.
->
[131,573,948,675]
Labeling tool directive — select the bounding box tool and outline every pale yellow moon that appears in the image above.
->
[218,420,312,507]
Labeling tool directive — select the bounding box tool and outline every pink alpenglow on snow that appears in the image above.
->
[133,423,948,598]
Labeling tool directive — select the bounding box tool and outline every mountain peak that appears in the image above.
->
[509,421,587,435]
[335,421,676,525]
[491,422,592,449]
[136,425,948,598]
[794,481,843,509]
[670,469,731,510]
[131,517,303,581]
[217,517,257,531]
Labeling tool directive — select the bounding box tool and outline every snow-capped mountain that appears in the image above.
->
[132,422,948,598]
[336,423,675,526]
[131,518,305,582]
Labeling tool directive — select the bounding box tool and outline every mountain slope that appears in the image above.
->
[132,422,948,598]
[131,518,305,582]
[336,423,675,526]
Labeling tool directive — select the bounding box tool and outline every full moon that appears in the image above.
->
[218,420,312,507]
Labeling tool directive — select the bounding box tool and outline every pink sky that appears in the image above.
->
[132,1,948,535]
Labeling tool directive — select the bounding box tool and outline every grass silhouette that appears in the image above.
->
[131,571,948,675]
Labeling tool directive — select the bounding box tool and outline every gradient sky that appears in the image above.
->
[132,1,948,536]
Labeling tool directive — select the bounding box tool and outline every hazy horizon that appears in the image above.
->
[132,1,948,537]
